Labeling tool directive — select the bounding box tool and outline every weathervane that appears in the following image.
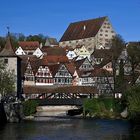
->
[7,26,10,35]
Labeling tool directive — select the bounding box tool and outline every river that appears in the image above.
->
[0,118,137,140]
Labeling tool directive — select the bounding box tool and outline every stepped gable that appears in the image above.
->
[60,16,107,41]
[18,41,39,50]
[0,34,16,56]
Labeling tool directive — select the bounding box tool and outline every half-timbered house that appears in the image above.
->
[53,64,73,85]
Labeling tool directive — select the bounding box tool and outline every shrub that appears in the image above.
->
[23,100,38,116]
[83,97,122,118]
[125,85,140,119]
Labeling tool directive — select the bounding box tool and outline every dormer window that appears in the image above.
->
[4,59,8,64]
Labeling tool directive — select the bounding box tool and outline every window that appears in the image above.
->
[105,30,108,32]
[105,43,109,46]
[100,34,103,36]
[105,34,108,37]
[4,59,8,64]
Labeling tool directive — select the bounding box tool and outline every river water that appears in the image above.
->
[0,118,137,140]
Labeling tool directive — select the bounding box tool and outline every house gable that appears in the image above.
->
[66,50,77,59]
[24,62,35,85]
[79,58,93,70]
[33,48,43,58]
[36,66,53,78]
[55,64,72,78]
[35,65,54,85]
[15,47,26,55]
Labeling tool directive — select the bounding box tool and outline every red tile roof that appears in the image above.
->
[60,16,107,42]
[48,64,60,77]
[18,41,39,50]
[41,46,66,56]
[24,85,98,94]
[65,62,76,76]
[42,55,69,64]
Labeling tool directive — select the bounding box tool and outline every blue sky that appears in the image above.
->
[0,0,140,42]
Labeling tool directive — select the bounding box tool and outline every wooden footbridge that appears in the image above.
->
[23,86,98,106]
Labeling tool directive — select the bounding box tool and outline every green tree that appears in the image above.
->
[0,60,15,98]
[26,34,46,45]
[127,42,140,85]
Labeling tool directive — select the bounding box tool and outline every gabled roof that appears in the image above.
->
[127,41,140,47]
[65,62,76,76]
[24,85,98,94]
[45,38,58,46]
[18,41,39,50]
[48,64,60,77]
[41,46,66,56]
[90,68,112,77]
[42,55,69,64]
[92,49,112,58]
[60,16,107,42]
[74,57,87,69]
[30,58,41,75]
[0,34,16,56]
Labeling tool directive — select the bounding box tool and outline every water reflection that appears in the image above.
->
[0,118,137,140]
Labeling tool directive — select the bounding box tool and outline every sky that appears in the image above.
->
[0,0,140,42]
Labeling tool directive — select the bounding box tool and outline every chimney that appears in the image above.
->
[83,25,86,31]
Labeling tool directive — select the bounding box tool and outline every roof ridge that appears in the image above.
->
[70,16,107,24]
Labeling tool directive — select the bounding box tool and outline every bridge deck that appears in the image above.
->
[32,98,84,106]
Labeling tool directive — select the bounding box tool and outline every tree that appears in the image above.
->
[26,34,46,45]
[109,34,126,97]
[0,60,15,99]
[127,42,140,85]
[125,85,140,119]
